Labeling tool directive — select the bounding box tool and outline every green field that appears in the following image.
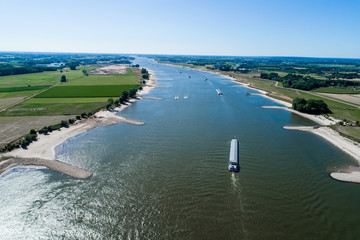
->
[0,90,40,98]
[312,87,360,94]
[35,85,139,98]
[0,85,51,92]
[26,98,109,104]
[64,74,139,86]
[0,102,106,116]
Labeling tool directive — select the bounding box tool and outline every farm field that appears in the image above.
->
[312,87,360,94]
[0,101,106,116]
[35,85,139,98]
[316,93,360,106]
[0,66,94,88]
[0,115,76,147]
[0,65,141,117]
[26,97,110,104]
[65,74,139,86]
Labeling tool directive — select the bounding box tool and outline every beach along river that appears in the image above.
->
[1,57,360,239]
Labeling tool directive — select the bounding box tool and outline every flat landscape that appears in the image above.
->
[0,57,141,148]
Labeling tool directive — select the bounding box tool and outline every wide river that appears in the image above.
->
[1,57,359,239]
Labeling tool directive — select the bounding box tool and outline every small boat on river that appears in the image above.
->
[228,138,239,172]
[216,89,223,96]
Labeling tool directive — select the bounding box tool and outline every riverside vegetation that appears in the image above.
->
[0,52,149,152]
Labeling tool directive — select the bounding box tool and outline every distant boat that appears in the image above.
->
[184,95,188,99]
[188,75,191,78]
[228,138,239,172]
[202,78,207,81]
[216,89,223,96]
[174,96,179,99]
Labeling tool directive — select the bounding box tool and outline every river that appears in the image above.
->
[0,57,359,239]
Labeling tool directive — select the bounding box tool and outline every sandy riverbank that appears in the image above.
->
[0,67,157,178]
[283,126,360,183]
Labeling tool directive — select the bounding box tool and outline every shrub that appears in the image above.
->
[24,134,37,142]
[60,75,67,82]
[39,127,49,134]
[61,120,68,127]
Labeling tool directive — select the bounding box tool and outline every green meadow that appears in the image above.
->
[35,85,139,98]
[0,85,51,92]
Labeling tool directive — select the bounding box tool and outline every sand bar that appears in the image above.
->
[0,158,93,179]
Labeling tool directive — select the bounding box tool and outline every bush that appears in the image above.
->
[29,129,37,135]
[20,139,29,148]
[24,134,37,142]
[69,119,75,124]
[76,115,81,120]
[39,127,49,134]
[142,73,149,79]
[60,75,67,82]
[128,88,137,98]
[61,120,68,127]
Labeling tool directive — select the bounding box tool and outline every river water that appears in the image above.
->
[1,57,359,239]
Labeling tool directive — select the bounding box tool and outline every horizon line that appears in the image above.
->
[0,50,359,60]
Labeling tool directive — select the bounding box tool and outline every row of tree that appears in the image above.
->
[261,73,360,91]
[106,87,142,109]
[292,98,331,115]
[0,66,57,77]
[141,68,149,79]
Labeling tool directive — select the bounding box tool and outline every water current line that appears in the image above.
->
[231,173,249,239]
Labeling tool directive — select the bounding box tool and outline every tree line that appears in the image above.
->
[0,66,57,77]
[260,73,360,91]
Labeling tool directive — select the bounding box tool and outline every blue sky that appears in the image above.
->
[1,0,359,58]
